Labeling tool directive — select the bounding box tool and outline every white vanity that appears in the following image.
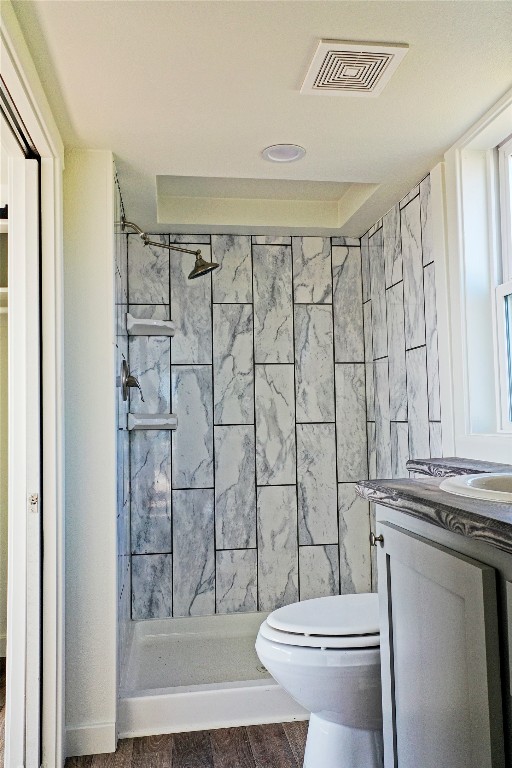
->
[357,458,512,768]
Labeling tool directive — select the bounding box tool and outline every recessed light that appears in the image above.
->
[261,144,306,163]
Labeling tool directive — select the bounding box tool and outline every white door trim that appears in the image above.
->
[4,145,40,768]
[1,5,65,766]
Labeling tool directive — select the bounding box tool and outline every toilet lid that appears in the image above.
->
[267,593,379,637]
[259,620,380,649]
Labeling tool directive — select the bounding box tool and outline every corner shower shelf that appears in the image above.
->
[126,312,175,336]
[127,413,178,431]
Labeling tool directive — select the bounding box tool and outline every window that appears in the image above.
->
[443,88,512,460]
[497,137,512,431]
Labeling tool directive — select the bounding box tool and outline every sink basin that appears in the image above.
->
[440,473,512,503]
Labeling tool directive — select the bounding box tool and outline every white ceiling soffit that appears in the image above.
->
[301,40,409,97]
[156,175,378,233]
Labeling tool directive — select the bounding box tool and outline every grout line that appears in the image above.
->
[251,240,260,612]
[330,242,342,596]
[290,241,301,602]
[168,239,174,617]
[405,343,427,353]
[209,249,217,615]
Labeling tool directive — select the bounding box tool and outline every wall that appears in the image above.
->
[124,234,371,618]
[361,175,442,583]
[114,173,131,685]
[363,174,442,480]
[0,233,7,655]
[63,150,117,756]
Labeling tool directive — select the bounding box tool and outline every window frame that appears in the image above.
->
[442,87,512,461]
[496,136,512,432]
[499,137,512,283]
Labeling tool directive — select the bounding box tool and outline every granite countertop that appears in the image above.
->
[406,456,512,477]
[356,457,512,556]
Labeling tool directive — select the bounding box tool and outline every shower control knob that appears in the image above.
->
[370,532,384,547]
[120,359,145,402]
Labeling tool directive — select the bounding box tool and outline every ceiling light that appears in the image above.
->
[262,144,306,163]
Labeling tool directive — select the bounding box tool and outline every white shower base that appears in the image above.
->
[118,612,308,738]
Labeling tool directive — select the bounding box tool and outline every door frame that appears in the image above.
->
[2,128,40,768]
[1,7,65,767]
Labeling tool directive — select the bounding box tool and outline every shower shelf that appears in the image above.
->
[126,312,175,336]
[127,413,178,431]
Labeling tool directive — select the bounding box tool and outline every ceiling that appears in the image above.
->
[12,0,512,236]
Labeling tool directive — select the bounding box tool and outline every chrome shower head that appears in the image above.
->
[117,218,218,281]
[188,254,220,280]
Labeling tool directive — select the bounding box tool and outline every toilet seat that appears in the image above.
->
[260,593,380,649]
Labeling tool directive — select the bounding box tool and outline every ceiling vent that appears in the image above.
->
[301,40,408,97]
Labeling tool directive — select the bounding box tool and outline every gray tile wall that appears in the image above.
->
[363,174,442,587]
[119,175,442,615]
[126,234,371,618]
[114,169,131,676]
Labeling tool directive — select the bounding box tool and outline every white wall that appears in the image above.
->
[63,149,117,756]
[0,263,7,657]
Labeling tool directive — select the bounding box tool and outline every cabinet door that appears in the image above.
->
[377,520,504,768]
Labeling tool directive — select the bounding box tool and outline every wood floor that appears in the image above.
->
[0,656,5,765]
[65,722,308,768]
[0,662,306,767]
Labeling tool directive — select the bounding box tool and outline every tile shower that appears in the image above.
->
[116,174,441,625]
[114,172,442,733]
[363,175,441,483]
[362,176,441,585]
[121,232,371,621]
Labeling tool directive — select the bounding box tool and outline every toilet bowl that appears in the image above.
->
[256,593,383,768]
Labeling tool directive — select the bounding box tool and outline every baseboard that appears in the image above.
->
[65,722,117,757]
[118,679,308,739]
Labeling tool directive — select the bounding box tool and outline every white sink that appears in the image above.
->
[440,473,512,503]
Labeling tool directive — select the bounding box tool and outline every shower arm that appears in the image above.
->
[118,218,201,257]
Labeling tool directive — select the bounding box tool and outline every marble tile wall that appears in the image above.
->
[125,233,371,618]
[114,168,131,679]
[362,174,442,588]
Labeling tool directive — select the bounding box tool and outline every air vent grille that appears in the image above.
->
[301,40,408,97]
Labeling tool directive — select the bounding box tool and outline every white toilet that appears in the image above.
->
[256,593,383,768]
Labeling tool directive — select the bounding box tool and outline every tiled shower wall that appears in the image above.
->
[363,174,441,479]
[125,234,371,619]
[114,171,131,675]
[363,175,442,583]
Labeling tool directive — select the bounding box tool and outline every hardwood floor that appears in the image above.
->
[0,659,307,767]
[65,722,308,768]
[0,656,5,765]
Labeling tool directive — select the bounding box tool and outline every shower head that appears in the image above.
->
[118,217,218,281]
[188,254,220,280]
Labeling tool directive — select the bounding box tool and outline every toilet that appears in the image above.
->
[256,593,383,768]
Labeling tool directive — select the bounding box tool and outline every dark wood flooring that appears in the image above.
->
[65,721,308,768]
[0,656,5,764]
[0,659,306,767]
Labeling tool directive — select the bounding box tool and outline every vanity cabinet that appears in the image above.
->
[376,510,507,768]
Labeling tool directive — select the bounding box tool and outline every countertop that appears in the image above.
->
[406,456,512,477]
[356,457,512,556]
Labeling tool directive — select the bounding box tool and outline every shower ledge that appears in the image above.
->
[128,413,178,431]
[127,312,175,336]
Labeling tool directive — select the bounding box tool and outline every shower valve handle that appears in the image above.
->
[120,359,145,402]
[126,373,144,402]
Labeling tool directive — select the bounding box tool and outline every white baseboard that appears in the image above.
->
[65,722,116,757]
[118,679,308,739]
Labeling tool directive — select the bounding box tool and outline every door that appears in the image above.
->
[377,518,504,768]
[2,117,41,768]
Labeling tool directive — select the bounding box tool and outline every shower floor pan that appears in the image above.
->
[118,612,308,738]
